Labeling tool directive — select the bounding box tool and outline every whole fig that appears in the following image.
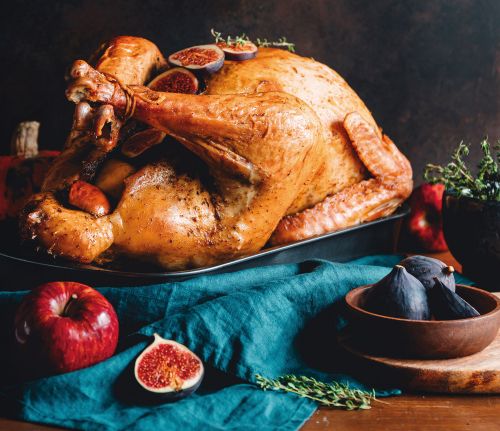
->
[364,265,431,320]
[428,278,479,320]
[399,255,455,291]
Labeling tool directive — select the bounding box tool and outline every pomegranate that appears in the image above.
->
[168,45,224,74]
[134,334,204,400]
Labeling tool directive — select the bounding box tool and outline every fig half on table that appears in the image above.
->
[134,334,204,401]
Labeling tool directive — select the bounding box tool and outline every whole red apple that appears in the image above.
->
[14,281,119,374]
[406,183,448,252]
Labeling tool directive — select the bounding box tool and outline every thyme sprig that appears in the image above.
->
[211,29,295,52]
[424,138,500,201]
[255,37,295,52]
[256,374,376,410]
[211,29,250,47]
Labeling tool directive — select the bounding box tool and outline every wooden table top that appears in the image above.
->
[2,252,500,431]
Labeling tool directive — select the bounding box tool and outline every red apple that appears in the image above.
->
[14,281,119,374]
[406,183,448,252]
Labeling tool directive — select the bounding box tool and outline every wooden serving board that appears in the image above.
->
[340,326,500,394]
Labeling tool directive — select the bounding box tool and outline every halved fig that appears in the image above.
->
[121,128,166,158]
[148,68,199,94]
[134,333,204,400]
[168,45,224,74]
[216,41,258,61]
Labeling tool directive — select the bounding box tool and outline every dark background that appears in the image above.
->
[1,0,498,182]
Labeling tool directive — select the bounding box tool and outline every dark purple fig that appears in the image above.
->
[364,265,430,320]
[168,45,224,74]
[428,278,480,320]
[148,68,199,94]
[216,41,258,61]
[399,255,455,291]
[134,334,204,400]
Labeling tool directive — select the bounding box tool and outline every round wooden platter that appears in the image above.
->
[340,327,500,394]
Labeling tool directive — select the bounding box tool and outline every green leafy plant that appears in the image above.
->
[255,374,376,410]
[211,29,295,52]
[424,138,500,201]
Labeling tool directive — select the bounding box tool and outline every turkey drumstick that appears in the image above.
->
[42,36,166,191]
[63,60,325,266]
[20,37,167,264]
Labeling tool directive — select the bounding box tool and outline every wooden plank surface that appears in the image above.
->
[2,394,500,431]
[0,419,66,431]
[302,394,500,431]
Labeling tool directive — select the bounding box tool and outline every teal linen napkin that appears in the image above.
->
[0,256,465,431]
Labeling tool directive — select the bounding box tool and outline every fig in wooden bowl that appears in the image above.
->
[345,284,500,359]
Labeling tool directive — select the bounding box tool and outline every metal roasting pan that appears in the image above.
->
[0,206,409,289]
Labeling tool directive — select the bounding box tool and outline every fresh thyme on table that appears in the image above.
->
[211,29,295,52]
[255,374,376,410]
[424,138,500,202]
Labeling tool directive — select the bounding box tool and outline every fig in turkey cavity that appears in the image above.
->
[134,334,204,400]
[216,41,258,61]
[148,68,199,94]
[168,45,224,74]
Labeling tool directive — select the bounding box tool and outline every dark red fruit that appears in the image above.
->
[406,183,448,252]
[216,41,258,61]
[134,334,204,400]
[14,282,119,374]
[148,68,199,94]
[121,128,166,158]
[68,180,111,217]
[168,45,224,74]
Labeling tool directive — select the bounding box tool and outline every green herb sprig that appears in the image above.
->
[256,374,376,410]
[211,29,250,47]
[255,37,295,52]
[211,29,295,52]
[424,138,500,201]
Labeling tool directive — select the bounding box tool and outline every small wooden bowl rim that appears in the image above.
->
[345,283,500,324]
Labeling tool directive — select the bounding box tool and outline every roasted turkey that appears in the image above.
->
[20,36,412,270]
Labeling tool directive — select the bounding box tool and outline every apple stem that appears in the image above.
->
[62,294,78,317]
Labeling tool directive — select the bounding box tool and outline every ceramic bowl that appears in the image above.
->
[345,284,500,359]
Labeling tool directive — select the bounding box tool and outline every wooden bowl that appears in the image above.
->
[345,284,500,359]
